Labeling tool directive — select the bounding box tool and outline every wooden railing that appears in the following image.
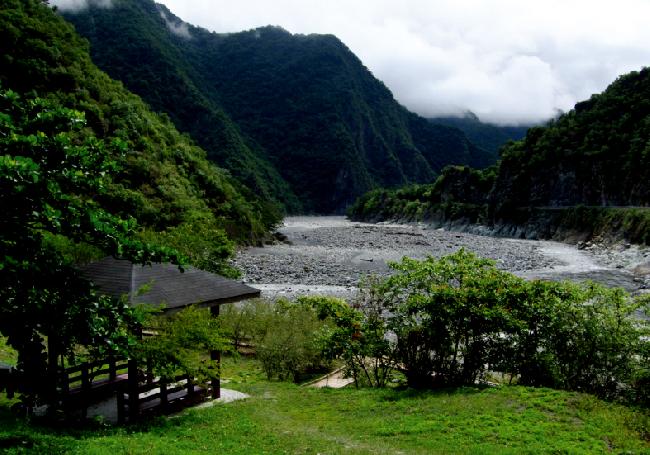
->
[4,357,215,422]
[117,370,209,423]
[60,358,129,393]
[59,357,129,417]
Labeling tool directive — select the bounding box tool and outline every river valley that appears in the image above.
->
[233,216,650,302]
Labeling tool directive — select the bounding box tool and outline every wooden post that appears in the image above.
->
[146,359,153,385]
[186,375,193,396]
[109,357,117,381]
[46,334,59,407]
[210,305,221,399]
[81,364,90,391]
[160,382,168,412]
[60,368,69,395]
[127,359,139,421]
[81,364,89,419]
[7,369,14,399]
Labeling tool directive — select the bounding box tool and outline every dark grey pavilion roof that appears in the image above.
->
[80,257,260,311]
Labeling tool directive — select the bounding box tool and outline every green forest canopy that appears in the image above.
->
[0,0,281,406]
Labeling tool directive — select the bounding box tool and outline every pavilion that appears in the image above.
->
[75,257,261,421]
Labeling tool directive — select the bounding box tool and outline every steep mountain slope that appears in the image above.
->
[350,68,650,243]
[62,0,493,213]
[59,0,300,212]
[491,68,650,220]
[1,0,280,274]
[429,112,531,159]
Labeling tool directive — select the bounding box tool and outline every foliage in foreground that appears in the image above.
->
[0,89,182,408]
[313,250,649,404]
[132,306,229,384]
[0,0,283,410]
[0,358,648,454]
[219,299,332,382]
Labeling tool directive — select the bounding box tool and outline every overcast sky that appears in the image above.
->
[56,0,650,125]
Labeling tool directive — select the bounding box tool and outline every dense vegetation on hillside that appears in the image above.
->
[60,0,301,212]
[490,68,650,219]
[429,112,530,159]
[1,0,280,262]
[62,0,494,213]
[0,0,282,407]
[348,165,495,225]
[352,69,650,242]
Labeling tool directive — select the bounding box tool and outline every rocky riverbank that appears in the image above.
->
[232,216,650,300]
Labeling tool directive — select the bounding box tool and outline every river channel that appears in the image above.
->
[233,216,650,301]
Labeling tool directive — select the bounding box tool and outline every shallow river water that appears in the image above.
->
[233,216,650,301]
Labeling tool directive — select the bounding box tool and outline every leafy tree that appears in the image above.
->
[376,250,523,388]
[306,292,395,388]
[132,306,229,384]
[0,88,180,408]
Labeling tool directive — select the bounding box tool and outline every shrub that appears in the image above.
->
[131,306,229,383]
[306,292,395,388]
[220,299,332,382]
[343,249,649,404]
[508,281,649,401]
[219,299,276,350]
[376,249,525,388]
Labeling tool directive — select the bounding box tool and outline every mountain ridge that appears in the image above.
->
[349,67,650,244]
[429,113,532,160]
[62,0,495,213]
[1,0,280,275]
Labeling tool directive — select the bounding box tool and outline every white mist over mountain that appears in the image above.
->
[152,0,650,125]
[52,0,112,12]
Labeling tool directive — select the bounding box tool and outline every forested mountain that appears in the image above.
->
[350,68,650,242]
[490,68,650,219]
[1,0,280,275]
[62,0,494,213]
[60,0,300,212]
[429,112,531,159]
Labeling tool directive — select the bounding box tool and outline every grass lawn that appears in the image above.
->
[0,357,648,454]
[0,337,17,366]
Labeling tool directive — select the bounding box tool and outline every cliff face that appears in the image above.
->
[433,166,496,206]
[350,68,650,244]
[490,68,650,221]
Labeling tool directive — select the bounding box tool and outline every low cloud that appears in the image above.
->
[51,0,112,12]
[156,0,650,125]
[158,9,192,39]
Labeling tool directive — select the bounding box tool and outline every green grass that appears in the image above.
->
[0,357,648,454]
[0,337,17,366]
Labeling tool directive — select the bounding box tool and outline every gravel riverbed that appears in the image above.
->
[232,216,650,300]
